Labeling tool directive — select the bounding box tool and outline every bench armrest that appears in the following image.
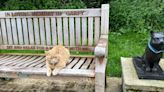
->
[94,35,108,57]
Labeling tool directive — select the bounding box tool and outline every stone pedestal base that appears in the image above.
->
[121,57,164,92]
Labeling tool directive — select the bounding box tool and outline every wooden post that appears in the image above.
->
[101,4,109,35]
[95,4,109,91]
[95,35,108,92]
[95,57,107,92]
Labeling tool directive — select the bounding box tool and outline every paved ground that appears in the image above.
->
[0,77,122,92]
[106,77,122,92]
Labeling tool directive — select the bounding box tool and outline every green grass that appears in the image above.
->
[107,32,149,77]
[0,49,93,56]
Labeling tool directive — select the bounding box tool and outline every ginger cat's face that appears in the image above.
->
[49,57,59,65]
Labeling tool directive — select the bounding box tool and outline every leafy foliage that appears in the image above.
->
[110,0,163,33]
[2,0,86,10]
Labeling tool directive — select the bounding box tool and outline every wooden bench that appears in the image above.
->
[0,4,109,92]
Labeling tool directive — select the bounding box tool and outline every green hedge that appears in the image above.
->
[110,0,163,33]
[1,0,86,10]
[0,0,163,33]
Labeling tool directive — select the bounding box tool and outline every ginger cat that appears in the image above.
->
[45,45,70,76]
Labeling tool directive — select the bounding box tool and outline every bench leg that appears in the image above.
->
[95,58,107,92]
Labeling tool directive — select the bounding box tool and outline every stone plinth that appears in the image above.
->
[121,57,164,92]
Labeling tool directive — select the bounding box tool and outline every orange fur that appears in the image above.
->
[45,45,70,76]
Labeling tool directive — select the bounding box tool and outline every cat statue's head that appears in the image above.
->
[150,31,164,50]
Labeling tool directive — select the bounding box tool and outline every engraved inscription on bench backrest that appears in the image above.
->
[0,4,109,50]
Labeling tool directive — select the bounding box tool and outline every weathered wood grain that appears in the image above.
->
[81,17,87,45]
[88,17,93,46]
[33,18,40,45]
[5,18,13,45]
[81,58,92,69]
[1,19,8,45]
[69,17,75,46]
[94,17,100,45]
[66,58,80,69]
[11,18,18,45]
[0,9,101,18]
[16,18,24,45]
[0,23,3,44]
[57,17,63,45]
[39,18,46,45]
[14,56,39,67]
[75,17,81,45]
[63,17,69,46]
[51,18,57,45]
[45,18,51,45]
[73,58,86,69]
[101,4,109,35]
[27,18,35,45]
[22,18,29,45]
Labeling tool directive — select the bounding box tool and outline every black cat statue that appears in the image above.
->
[133,31,164,80]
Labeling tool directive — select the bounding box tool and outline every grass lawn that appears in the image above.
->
[107,32,150,77]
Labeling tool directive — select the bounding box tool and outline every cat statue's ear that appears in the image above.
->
[150,31,154,37]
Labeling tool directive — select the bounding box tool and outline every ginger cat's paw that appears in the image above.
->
[52,68,61,75]
[47,72,51,76]
[46,69,52,76]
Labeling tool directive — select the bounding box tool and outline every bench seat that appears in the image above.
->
[0,54,95,78]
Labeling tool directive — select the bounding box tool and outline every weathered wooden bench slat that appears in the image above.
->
[16,18,24,45]
[0,9,101,18]
[82,17,87,45]
[88,17,94,46]
[89,58,95,69]
[6,56,33,66]
[0,66,95,77]
[14,56,39,67]
[73,57,86,69]
[26,57,45,68]
[1,19,8,45]
[22,18,29,45]
[33,58,46,68]
[27,18,35,45]
[11,18,19,45]
[75,17,81,45]
[6,18,13,45]
[57,17,63,45]
[33,18,40,45]
[0,55,19,61]
[66,57,80,69]
[0,56,27,65]
[0,24,2,44]
[94,17,100,45]
[45,18,51,45]
[69,17,75,46]
[51,17,57,45]
[39,18,46,45]
[81,58,92,69]
[63,17,69,46]
[0,55,12,60]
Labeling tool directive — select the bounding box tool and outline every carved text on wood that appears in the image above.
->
[5,11,86,17]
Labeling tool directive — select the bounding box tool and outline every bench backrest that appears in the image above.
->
[0,4,109,52]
